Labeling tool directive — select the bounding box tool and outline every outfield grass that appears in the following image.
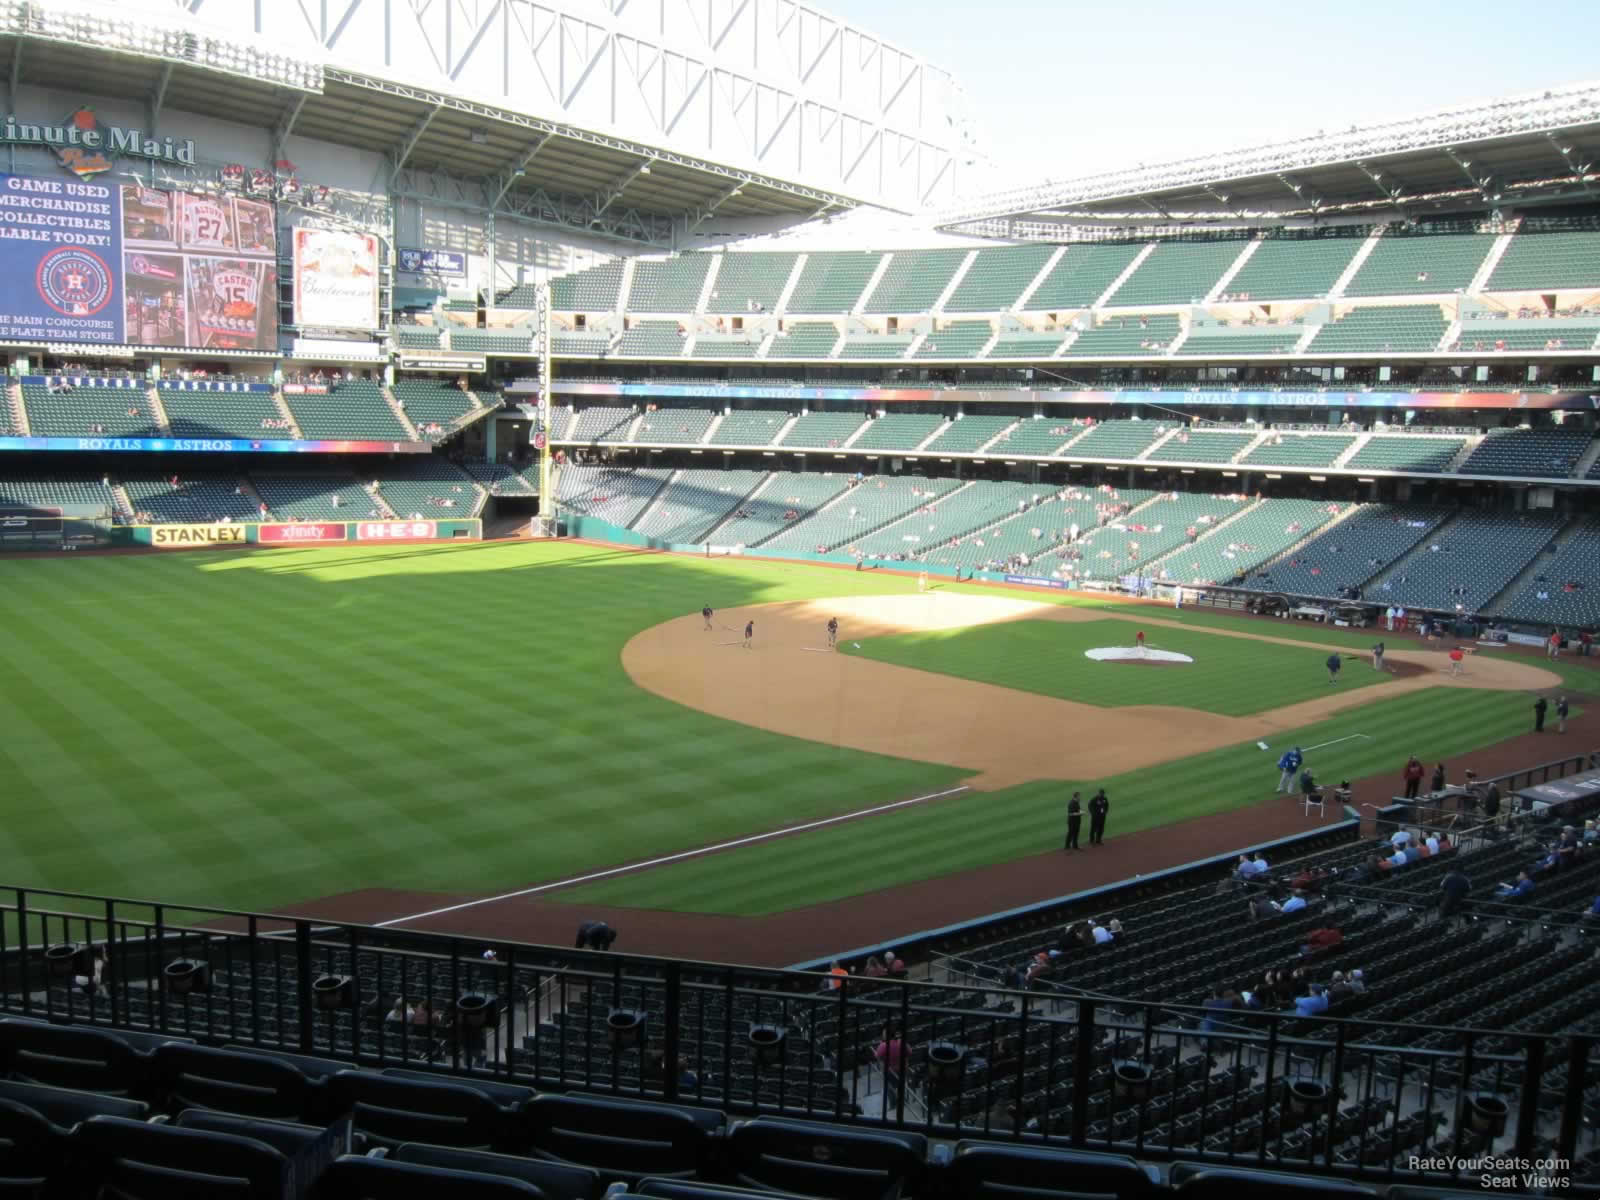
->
[842,617,1392,716]
[0,543,963,913]
[562,687,1536,915]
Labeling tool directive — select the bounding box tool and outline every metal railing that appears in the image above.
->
[2,883,1596,1186]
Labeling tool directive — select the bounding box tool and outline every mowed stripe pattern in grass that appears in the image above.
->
[843,618,1390,716]
[0,543,964,913]
[563,687,1533,915]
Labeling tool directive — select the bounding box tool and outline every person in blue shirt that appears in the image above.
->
[1326,653,1342,684]
[1496,871,1534,899]
[1294,985,1330,1017]
[1588,895,1600,917]
[1276,747,1303,793]
[1276,891,1308,914]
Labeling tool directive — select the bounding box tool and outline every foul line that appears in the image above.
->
[374,785,973,928]
[1303,734,1373,753]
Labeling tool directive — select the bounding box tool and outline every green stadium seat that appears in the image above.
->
[1487,225,1600,291]
[987,331,1067,359]
[1218,234,1367,301]
[1176,328,1301,356]
[1240,433,1356,468]
[1368,510,1561,612]
[706,253,797,314]
[632,469,768,542]
[783,252,883,314]
[851,413,944,452]
[1344,434,1463,473]
[373,458,479,520]
[1254,504,1448,597]
[551,261,626,310]
[1146,430,1255,463]
[1160,499,1344,586]
[1024,243,1145,310]
[556,464,672,526]
[451,328,534,354]
[863,249,969,313]
[568,406,636,443]
[1059,419,1168,460]
[708,410,790,446]
[837,335,912,360]
[462,461,537,496]
[692,334,762,359]
[0,475,117,512]
[395,326,443,349]
[987,416,1082,457]
[944,245,1057,313]
[617,322,687,357]
[391,381,478,441]
[1495,520,1600,627]
[1062,315,1179,356]
[710,473,849,547]
[159,384,294,440]
[767,322,839,359]
[627,257,712,312]
[915,321,992,359]
[22,380,160,438]
[760,474,962,553]
[249,472,366,521]
[1449,319,1600,352]
[1106,240,1245,307]
[493,283,540,308]
[281,381,409,440]
[552,332,610,357]
[1343,230,1496,297]
[921,414,1017,454]
[1306,305,1447,354]
[633,409,717,444]
[777,411,867,449]
[122,474,258,524]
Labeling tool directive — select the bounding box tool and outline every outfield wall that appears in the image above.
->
[111,519,482,548]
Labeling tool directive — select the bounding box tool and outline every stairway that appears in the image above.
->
[1206,238,1262,302]
[701,412,727,444]
[144,386,171,436]
[1331,433,1370,469]
[1014,247,1066,312]
[975,418,1025,454]
[109,483,135,523]
[1444,438,1481,473]
[852,253,894,315]
[1145,498,1265,573]
[932,250,979,314]
[381,386,421,440]
[1093,242,1156,308]
[1254,501,1366,574]
[631,470,683,529]
[7,381,28,436]
[695,255,723,314]
[773,254,807,316]
[1327,229,1384,300]
[1574,437,1600,480]
[273,390,304,439]
[702,473,777,542]
[615,257,638,315]
[1468,228,1518,294]
[239,478,273,520]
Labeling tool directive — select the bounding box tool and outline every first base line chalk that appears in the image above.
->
[800,646,831,653]
[1303,733,1374,753]
[375,785,974,928]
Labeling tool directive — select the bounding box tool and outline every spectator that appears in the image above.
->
[1089,919,1122,945]
[1237,853,1269,880]
[1293,984,1331,1016]
[825,961,848,991]
[1301,927,1343,955]
[1200,988,1238,1032]
[874,1026,906,1073]
[1402,756,1425,800]
[1390,827,1413,851]
[863,955,887,978]
[1247,893,1276,922]
[385,995,412,1024]
[1289,865,1332,893]
[1275,890,1308,914]
[1497,871,1534,899]
[1439,868,1471,918]
[885,951,907,977]
[1430,762,1447,793]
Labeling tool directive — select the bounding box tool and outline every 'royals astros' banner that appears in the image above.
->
[0,170,276,349]
[293,226,379,331]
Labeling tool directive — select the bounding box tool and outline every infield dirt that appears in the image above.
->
[620,593,1560,789]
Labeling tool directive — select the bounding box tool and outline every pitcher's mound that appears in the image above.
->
[1086,646,1194,666]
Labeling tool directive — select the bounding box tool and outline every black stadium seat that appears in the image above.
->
[326,1069,513,1152]
[634,1180,812,1200]
[525,1093,720,1186]
[174,1108,334,1158]
[937,1141,1162,1199]
[724,1117,927,1200]
[389,1143,603,1200]
[0,1099,71,1198]
[315,1154,546,1198]
[74,1114,299,1200]
[154,1042,319,1122]
[0,1021,146,1097]
[1171,1163,1378,1198]
[0,1078,148,1125]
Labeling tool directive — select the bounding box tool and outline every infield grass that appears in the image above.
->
[841,617,1392,716]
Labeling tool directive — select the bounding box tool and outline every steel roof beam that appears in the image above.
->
[685,182,744,232]
[389,104,443,186]
[1545,132,1596,198]
[592,160,655,218]
[490,133,555,208]
[1443,147,1496,202]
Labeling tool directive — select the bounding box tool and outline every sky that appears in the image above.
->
[819,0,1600,194]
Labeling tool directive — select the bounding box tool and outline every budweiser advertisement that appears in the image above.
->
[356,521,436,540]
[293,226,379,330]
[258,522,347,544]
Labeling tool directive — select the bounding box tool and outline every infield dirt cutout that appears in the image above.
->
[621,594,1560,790]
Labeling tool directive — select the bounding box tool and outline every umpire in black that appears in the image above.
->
[575,921,618,951]
[1064,792,1083,851]
[1088,789,1110,845]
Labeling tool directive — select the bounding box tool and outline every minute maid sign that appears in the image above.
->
[0,108,196,179]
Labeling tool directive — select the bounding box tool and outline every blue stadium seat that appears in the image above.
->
[153,1042,319,1123]
[314,1155,546,1199]
[0,1021,145,1097]
[74,1114,300,1200]
[937,1141,1162,1199]
[389,1142,603,1200]
[325,1069,513,1152]
[525,1093,720,1186]
[724,1117,926,1200]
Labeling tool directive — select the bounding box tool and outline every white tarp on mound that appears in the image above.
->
[1085,646,1194,664]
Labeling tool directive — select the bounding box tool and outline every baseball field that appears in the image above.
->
[0,539,1583,954]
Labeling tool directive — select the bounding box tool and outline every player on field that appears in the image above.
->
[744,620,754,649]
[827,617,839,648]
[703,604,714,631]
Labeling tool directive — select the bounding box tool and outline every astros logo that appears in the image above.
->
[37,246,113,317]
